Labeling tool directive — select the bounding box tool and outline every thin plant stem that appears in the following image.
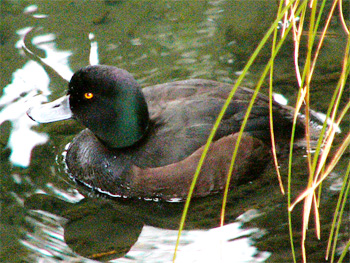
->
[219,0,301,225]
[337,238,350,263]
[338,0,350,35]
[220,0,308,230]
[326,160,350,262]
[269,0,287,195]
[173,1,300,261]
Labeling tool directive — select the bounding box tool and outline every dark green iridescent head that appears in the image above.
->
[27,65,150,149]
[68,65,149,148]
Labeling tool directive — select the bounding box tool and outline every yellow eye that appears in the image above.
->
[84,92,94,99]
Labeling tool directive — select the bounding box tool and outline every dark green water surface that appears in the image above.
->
[1,1,349,262]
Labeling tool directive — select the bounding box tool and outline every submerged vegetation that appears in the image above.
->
[175,0,350,262]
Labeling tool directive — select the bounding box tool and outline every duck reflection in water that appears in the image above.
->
[25,192,272,262]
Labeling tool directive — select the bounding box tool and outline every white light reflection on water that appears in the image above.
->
[23,4,48,18]
[23,4,38,14]
[45,182,84,203]
[0,17,101,167]
[123,222,270,263]
[23,208,270,263]
[273,92,288,106]
[89,33,99,66]
[0,26,73,167]
[0,61,49,167]
[21,210,72,261]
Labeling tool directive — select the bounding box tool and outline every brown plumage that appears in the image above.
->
[28,66,307,201]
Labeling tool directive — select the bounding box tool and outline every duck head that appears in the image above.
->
[27,65,150,148]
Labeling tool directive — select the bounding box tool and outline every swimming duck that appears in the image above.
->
[27,65,305,201]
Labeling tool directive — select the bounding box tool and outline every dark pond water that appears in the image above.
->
[1,1,349,262]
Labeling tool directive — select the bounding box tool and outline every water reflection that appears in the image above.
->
[24,192,271,262]
[1,0,349,262]
[0,27,72,167]
[0,60,49,167]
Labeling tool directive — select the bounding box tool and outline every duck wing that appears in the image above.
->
[66,79,304,200]
[132,79,303,168]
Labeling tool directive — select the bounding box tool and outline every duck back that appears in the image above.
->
[66,79,305,200]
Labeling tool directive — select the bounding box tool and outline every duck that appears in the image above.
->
[27,65,306,201]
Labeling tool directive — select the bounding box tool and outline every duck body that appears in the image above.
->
[28,65,305,201]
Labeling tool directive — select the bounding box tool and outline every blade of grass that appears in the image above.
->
[311,0,342,208]
[284,1,312,262]
[220,0,310,229]
[290,77,350,208]
[308,0,347,180]
[173,1,301,261]
[313,193,321,238]
[219,4,311,263]
[286,11,330,262]
[269,0,287,195]
[290,10,350,261]
[300,1,320,261]
[290,131,350,210]
[290,26,349,210]
[326,159,350,262]
[332,163,350,263]
[338,0,350,35]
[337,238,350,263]
[306,0,346,172]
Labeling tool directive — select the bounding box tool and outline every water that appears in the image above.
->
[1,1,349,262]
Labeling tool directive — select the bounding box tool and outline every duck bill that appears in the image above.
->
[27,95,73,123]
